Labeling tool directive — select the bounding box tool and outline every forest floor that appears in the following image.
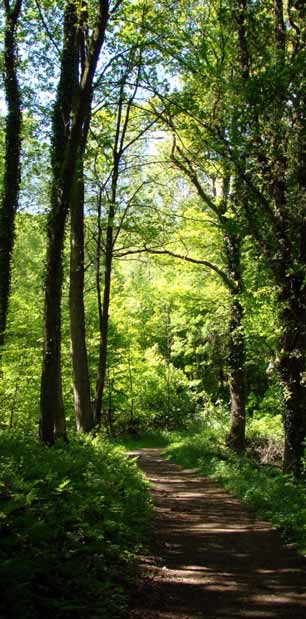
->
[128,448,306,619]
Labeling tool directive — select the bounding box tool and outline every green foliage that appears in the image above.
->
[2,2,306,616]
[0,431,151,618]
[115,430,171,451]
[247,412,284,442]
[1,208,282,437]
[165,413,306,555]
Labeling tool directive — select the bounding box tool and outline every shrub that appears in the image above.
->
[0,431,151,618]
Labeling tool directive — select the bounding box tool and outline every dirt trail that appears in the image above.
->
[129,448,306,619]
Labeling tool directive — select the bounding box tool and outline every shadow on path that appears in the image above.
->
[129,448,306,619]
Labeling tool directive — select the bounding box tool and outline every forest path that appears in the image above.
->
[128,448,306,619]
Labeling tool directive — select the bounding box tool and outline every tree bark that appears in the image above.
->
[0,0,22,363]
[223,228,246,451]
[227,295,246,450]
[40,0,109,443]
[70,159,94,432]
[233,0,306,475]
[278,277,306,477]
[40,1,78,444]
[95,201,114,425]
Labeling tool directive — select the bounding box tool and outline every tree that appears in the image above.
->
[0,0,23,365]
[169,138,246,450]
[84,39,161,426]
[70,152,94,432]
[40,0,110,444]
[93,59,147,425]
[227,0,306,475]
[68,0,158,432]
[150,0,306,474]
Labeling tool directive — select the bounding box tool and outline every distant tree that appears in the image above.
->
[92,57,154,426]
[170,140,246,451]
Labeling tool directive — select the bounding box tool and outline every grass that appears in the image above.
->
[114,430,171,451]
[0,430,152,619]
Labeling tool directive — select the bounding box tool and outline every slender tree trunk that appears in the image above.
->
[107,373,113,435]
[0,0,22,364]
[96,189,104,333]
[224,231,246,451]
[95,206,114,425]
[93,70,144,424]
[70,160,94,432]
[227,295,246,450]
[127,345,135,428]
[95,130,119,425]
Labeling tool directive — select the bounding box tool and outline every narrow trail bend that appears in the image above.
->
[129,448,306,619]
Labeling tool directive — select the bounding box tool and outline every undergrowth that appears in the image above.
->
[164,417,306,555]
[115,430,171,451]
[0,431,151,619]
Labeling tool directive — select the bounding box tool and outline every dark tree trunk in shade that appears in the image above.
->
[40,2,78,444]
[227,295,246,451]
[278,277,306,478]
[95,205,114,426]
[94,120,120,425]
[70,160,94,432]
[40,0,109,443]
[232,0,306,475]
[0,0,23,364]
[69,7,94,433]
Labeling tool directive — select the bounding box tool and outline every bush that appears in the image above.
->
[0,431,151,618]
[245,413,284,464]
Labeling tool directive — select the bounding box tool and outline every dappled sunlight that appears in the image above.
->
[130,449,306,619]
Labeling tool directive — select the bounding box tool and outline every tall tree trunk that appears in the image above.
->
[227,295,246,450]
[70,159,93,432]
[278,277,306,477]
[224,230,246,451]
[0,0,22,364]
[95,204,114,425]
[40,1,78,444]
[69,2,94,432]
[95,119,120,426]
[40,0,109,443]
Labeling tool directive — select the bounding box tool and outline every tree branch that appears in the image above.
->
[34,0,60,54]
[116,246,235,290]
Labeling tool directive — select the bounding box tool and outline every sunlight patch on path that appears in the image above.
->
[129,448,306,619]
